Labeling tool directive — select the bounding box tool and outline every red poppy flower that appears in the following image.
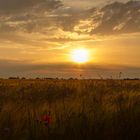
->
[41,115,51,125]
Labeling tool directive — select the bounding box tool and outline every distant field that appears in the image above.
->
[0,79,140,140]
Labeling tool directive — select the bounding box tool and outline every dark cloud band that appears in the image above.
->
[0,0,63,14]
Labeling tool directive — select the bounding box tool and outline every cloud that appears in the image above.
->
[90,1,140,35]
[0,0,63,14]
[0,0,64,39]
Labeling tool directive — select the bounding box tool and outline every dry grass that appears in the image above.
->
[0,79,140,140]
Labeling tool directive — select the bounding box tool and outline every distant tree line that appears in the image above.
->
[0,77,139,80]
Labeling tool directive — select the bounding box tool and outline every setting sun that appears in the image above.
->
[71,49,89,63]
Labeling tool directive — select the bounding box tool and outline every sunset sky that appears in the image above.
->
[0,0,140,78]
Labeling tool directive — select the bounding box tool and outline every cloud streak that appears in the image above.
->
[0,59,140,78]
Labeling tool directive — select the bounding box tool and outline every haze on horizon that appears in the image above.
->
[0,0,140,78]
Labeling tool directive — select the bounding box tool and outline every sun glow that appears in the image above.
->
[71,49,89,63]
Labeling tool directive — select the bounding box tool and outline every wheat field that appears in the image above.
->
[0,79,140,140]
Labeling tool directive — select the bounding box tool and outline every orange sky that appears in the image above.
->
[0,0,139,78]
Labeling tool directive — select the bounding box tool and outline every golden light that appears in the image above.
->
[71,49,89,63]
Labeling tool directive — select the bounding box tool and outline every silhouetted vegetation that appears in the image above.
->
[8,77,20,79]
[0,79,140,140]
